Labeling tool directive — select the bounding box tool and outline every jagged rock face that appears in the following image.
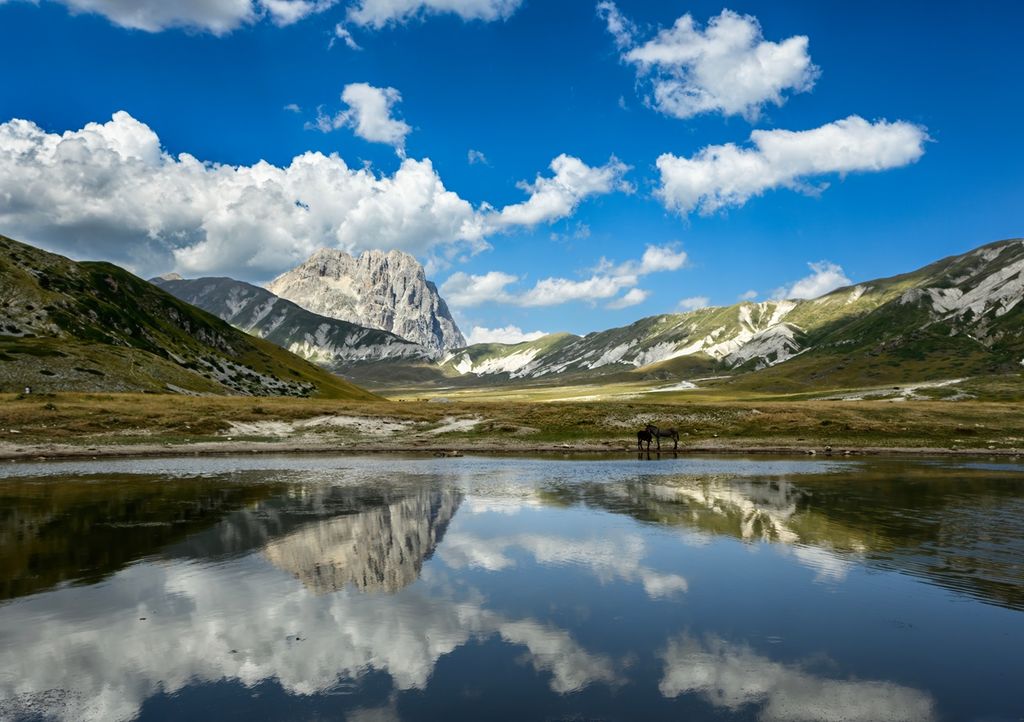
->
[267,249,465,353]
[262,487,461,594]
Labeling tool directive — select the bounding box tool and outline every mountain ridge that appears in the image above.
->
[6,234,1021,396]
[434,238,1024,390]
[152,275,433,372]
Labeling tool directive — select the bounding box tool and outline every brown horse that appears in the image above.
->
[645,424,679,451]
[637,428,653,451]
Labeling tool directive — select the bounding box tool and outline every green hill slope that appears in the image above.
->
[433,238,1024,391]
[0,235,380,399]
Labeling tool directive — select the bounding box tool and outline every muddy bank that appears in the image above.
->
[1,437,1021,462]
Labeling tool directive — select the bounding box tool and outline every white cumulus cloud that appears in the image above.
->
[738,289,758,301]
[607,288,649,310]
[440,271,518,307]
[467,148,488,165]
[677,295,709,312]
[14,0,335,34]
[772,261,852,300]
[0,111,620,280]
[441,244,686,309]
[312,83,412,155]
[345,0,521,28]
[635,244,688,273]
[595,0,635,50]
[0,111,483,278]
[602,3,819,121]
[519,274,635,307]
[16,0,519,35]
[331,23,362,49]
[493,154,631,229]
[656,115,929,215]
[466,325,547,345]
[261,0,335,25]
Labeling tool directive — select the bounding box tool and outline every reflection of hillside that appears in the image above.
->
[541,467,1024,611]
[263,487,461,593]
[646,478,801,543]
[540,477,808,545]
[0,474,285,601]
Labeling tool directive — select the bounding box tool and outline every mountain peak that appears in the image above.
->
[267,248,465,352]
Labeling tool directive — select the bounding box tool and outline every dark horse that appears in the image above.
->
[637,428,654,451]
[645,423,679,451]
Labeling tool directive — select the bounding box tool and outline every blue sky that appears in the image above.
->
[1,0,1021,342]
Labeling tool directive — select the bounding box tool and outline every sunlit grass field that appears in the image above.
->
[2,386,1023,454]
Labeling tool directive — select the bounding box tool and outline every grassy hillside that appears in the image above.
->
[424,238,1024,394]
[0,235,380,399]
[727,238,1024,392]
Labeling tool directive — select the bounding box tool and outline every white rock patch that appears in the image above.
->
[642,381,697,393]
[223,415,412,437]
[427,416,483,435]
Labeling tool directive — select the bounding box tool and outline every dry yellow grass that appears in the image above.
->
[1,392,1023,454]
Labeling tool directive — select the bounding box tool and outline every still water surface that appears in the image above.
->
[0,454,1022,721]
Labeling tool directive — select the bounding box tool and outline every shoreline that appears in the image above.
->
[1,438,1021,462]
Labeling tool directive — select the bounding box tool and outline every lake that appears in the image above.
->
[0,454,1022,721]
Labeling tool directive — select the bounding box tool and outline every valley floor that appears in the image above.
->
[1,392,1023,460]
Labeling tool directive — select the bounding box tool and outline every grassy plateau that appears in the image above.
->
[1,390,1023,459]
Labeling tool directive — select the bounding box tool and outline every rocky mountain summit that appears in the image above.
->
[267,248,465,353]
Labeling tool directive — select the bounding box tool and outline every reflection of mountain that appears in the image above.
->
[0,471,463,601]
[541,466,1024,610]
[263,488,461,593]
[0,474,286,601]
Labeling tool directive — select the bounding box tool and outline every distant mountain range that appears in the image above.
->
[4,234,1022,396]
[0,235,378,398]
[155,237,1024,394]
[437,238,1024,391]
[436,238,1024,391]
